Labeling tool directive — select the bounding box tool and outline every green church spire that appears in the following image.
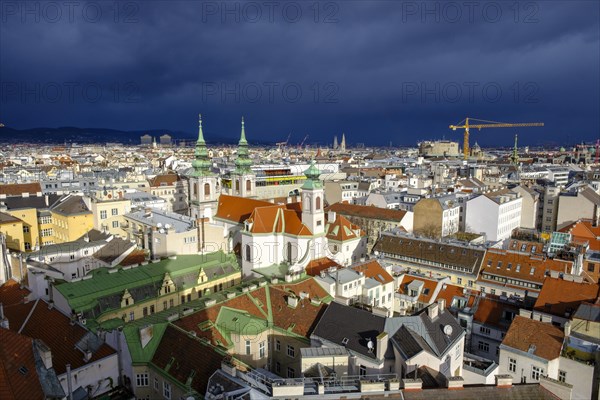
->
[234,116,253,174]
[191,114,214,177]
[511,133,519,166]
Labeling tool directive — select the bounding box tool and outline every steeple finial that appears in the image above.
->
[197,113,205,144]
[240,116,247,144]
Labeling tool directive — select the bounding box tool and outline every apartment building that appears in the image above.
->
[465,190,522,242]
[413,196,460,238]
[146,173,189,214]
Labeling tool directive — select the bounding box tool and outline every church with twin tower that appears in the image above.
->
[188,115,256,220]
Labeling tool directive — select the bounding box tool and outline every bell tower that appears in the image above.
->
[232,117,256,197]
[189,114,219,219]
[301,160,325,235]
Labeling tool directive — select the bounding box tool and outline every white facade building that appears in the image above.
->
[465,192,522,242]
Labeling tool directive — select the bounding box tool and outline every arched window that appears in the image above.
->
[193,183,197,196]
[245,244,251,262]
[246,179,251,192]
[204,183,211,197]
[316,196,321,210]
[287,242,293,263]
[235,180,240,193]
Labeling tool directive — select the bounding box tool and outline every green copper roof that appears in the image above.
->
[191,114,215,177]
[301,160,323,190]
[124,322,169,364]
[234,117,253,175]
[55,251,238,313]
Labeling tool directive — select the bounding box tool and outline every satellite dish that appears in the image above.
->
[157,222,163,228]
[444,325,453,336]
[367,339,374,352]
[164,224,171,229]
[159,229,165,234]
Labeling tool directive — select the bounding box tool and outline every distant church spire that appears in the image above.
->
[511,134,519,166]
[340,133,346,151]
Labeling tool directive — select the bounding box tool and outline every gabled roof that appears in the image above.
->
[325,214,364,242]
[245,205,313,237]
[49,195,91,216]
[16,300,117,375]
[312,301,386,360]
[501,316,564,361]
[151,325,225,396]
[352,260,393,285]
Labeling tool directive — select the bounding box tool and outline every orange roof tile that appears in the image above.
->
[473,296,520,329]
[215,195,274,224]
[352,260,393,284]
[534,278,600,317]
[325,214,363,242]
[0,280,34,332]
[502,316,564,361]
[305,258,341,277]
[0,328,45,400]
[397,275,440,304]
[560,220,600,251]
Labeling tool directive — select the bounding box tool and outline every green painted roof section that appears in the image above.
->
[215,306,269,346]
[55,251,238,313]
[124,322,169,364]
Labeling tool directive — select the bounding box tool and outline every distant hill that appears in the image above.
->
[0,126,237,145]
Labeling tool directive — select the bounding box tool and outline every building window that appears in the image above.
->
[100,210,107,219]
[129,311,134,321]
[154,378,159,391]
[276,340,281,351]
[359,365,367,376]
[531,366,543,380]
[259,341,266,358]
[136,373,149,387]
[169,299,174,308]
[24,242,31,250]
[23,225,30,233]
[316,196,321,210]
[111,208,118,216]
[112,221,119,228]
[457,277,462,285]
[163,381,171,399]
[143,307,148,317]
[479,326,491,335]
[245,340,251,355]
[150,305,155,314]
[204,183,211,196]
[245,245,251,262]
[558,370,566,383]
[509,358,516,373]
[287,344,295,358]
[163,301,167,310]
[246,179,252,192]
[478,341,489,353]
[588,263,596,272]
[287,367,295,378]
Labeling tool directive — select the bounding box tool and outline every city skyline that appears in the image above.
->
[1,1,598,146]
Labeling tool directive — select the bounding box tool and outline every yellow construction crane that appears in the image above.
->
[450,117,544,160]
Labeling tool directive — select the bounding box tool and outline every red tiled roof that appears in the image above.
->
[215,195,274,224]
[325,214,363,242]
[148,173,185,187]
[18,301,116,375]
[326,202,407,222]
[435,283,479,308]
[0,280,34,332]
[151,325,225,395]
[560,220,600,251]
[397,275,440,304]
[0,328,45,400]
[352,260,393,284]
[246,205,313,236]
[0,183,41,197]
[534,278,600,317]
[473,296,520,329]
[502,316,564,361]
[305,258,341,277]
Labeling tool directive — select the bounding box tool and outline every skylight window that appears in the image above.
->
[342,337,349,345]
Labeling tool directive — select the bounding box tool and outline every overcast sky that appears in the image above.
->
[1,0,598,146]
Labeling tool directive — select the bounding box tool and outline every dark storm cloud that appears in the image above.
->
[0,0,598,146]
